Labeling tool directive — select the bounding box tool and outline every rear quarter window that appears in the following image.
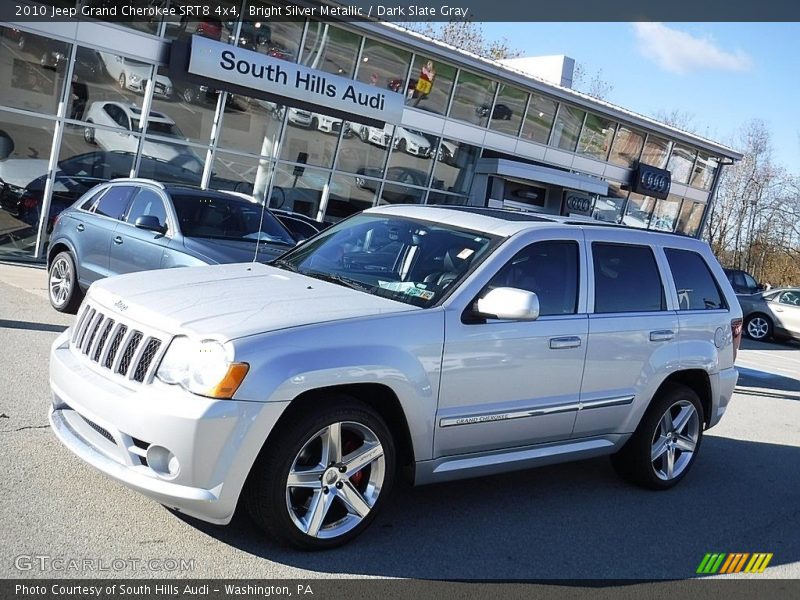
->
[665,248,726,310]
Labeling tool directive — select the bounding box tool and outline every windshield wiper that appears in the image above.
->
[301,270,370,292]
[271,257,299,272]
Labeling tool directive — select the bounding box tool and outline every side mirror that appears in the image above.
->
[475,287,540,321]
[134,215,165,233]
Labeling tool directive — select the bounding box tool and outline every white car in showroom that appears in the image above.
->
[83,102,203,172]
[98,52,173,99]
[352,123,432,157]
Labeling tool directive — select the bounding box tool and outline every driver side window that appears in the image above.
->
[485,241,580,316]
[779,291,800,306]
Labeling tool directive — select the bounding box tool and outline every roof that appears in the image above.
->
[350,20,742,161]
[365,204,709,246]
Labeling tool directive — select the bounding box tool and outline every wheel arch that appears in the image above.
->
[47,239,77,269]
[264,383,416,479]
[652,369,712,427]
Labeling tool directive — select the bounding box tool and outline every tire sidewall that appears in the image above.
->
[247,397,396,550]
[48,251,78,312]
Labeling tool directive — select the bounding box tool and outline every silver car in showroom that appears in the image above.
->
[49,206,741,549]
[739,288,800,342]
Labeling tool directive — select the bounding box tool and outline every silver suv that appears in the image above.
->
[49,206,743,550]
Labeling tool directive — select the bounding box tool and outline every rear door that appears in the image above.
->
[574,234,679,437]
[75,185,136,284]
[771,290,800,338]
[109,186,172,275]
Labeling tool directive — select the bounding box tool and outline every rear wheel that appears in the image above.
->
[83,121,95,144]
[745,314,772,341]
[118,73,126,90]
[245,396,395,550]
[48,251,83,313]
[611,384,703,490]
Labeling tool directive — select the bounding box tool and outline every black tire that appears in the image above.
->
[310,117,319,131]
[245,395,396,550]
[745,313,773,341]
[182,87,198,104]
[359,127,369,143]
[611,383,704,490]
[83,122,95,145]
[118,73,126,90]
[397,138,407,152]
[48,251,83,313]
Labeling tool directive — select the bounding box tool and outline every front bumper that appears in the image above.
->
[49,329,288,524]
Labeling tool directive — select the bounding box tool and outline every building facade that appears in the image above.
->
[0,1,742,261]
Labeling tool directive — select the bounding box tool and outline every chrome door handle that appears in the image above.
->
[76,223,84,232]
[113,236,123,245]
[549,336,582,349]
[650,330,675,342]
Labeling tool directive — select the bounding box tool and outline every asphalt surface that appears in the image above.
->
[1,263,799,580]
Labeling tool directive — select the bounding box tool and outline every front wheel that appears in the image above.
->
[48,251,83,313]
[611,383,703,490]
[245,396,395,550]
[745,314,772,341]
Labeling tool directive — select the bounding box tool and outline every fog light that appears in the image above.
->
[146,445,180,479]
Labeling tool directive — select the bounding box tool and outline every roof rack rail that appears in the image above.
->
[110,177,166,189]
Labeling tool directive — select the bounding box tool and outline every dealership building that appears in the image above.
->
[0,1,742,261]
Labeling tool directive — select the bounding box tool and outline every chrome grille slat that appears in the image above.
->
[69,301,166,386]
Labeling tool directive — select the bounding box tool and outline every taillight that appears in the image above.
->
[22,194,37,210]
[731,318,743,361]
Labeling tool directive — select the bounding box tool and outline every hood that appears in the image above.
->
[0,159,48,187]
[88,263,417,340]
[182,236,289,264]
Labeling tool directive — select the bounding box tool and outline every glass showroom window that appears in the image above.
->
[489,84,526,137]
[577,113,616,160]
[640,135,671,168]
[520,93,557,144]
[150,65,215,146]
[356,38,411,95]
[675,199,705,237]
[667,144,696,185]
[241,1,304,61]
[327,173,377,222]
[216,93,283,157]
[608,126,645,167]
[278,102,343,169]
[690,153,717,190]
[272,163,330,219]
[78,0,160,36]
[433,139,480,195]
[379,182,425,206]
[449,70,497,127]
[164,1,241,41]
[337,118,391,177]
[301,23,361,77]
[139,137,208,186]
[622,192,656,229]
[550,105,585,152]
[211,150,273,200]
[427,192,469,206]
[591,183,626,224]
[405,55,456,115]
[0,26,70,116]
[649,194,682,232]
[0,111,56,259]
[387,127,437,187]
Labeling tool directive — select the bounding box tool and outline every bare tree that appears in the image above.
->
[652,108,697,133]
[572,63,614,100]
[403,21,521,60]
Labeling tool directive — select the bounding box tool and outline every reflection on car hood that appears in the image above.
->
[182,236,288,264]
[89,263,417,340]
[0,159,48,187]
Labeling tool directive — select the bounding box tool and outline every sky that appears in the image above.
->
[481,22,800,173]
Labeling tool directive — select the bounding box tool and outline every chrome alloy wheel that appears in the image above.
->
[746,316,769,340]
[651,400,700,481]
[285,421,385,540]
[49,256,73,308]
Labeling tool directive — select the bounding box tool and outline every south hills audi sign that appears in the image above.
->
[176,34,404,127]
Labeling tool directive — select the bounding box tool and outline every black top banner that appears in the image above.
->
[3,0,800,23]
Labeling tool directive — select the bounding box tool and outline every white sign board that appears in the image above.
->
[187,35,404,125]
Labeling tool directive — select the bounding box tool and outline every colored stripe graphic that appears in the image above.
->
[744,553,773,573]
[697,552,773,574]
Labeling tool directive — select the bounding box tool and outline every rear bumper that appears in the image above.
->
[49,329,288,524]
[708,366,738,428]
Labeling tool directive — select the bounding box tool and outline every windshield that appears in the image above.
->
[273,214,501,307]
[146,121,182,138]
[172,192,296,247]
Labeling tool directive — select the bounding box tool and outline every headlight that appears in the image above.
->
[156,337,249,399]
[129,74,141,83]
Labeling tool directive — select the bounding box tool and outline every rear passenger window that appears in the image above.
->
[665,249,725,310]
[487,241,579,316]
[94,186,136,220]
[592,243,664,313]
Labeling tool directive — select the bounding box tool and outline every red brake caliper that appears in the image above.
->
[342,433,366,487]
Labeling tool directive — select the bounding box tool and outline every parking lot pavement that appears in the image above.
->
[1,263,798,580]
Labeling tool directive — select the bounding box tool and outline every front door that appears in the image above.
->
[110,187,171,275]
[435,233,588,457]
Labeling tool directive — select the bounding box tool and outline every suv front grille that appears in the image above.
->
[71,303,167,384]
